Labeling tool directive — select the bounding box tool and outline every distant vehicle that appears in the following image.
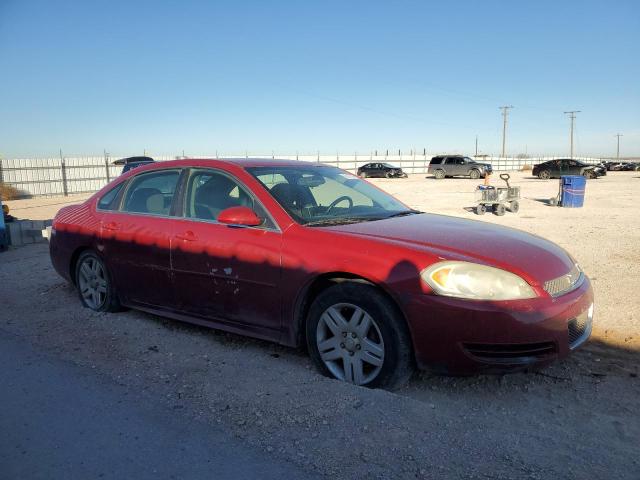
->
[428,155,493,180]
[113,156,155,174]
[357,163,407,178]
[532,159,604,179]
[606,162,640,171]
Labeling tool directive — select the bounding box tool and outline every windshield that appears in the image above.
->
[464,157,476,163]
[381,163,395,168]
[247,165,415,226]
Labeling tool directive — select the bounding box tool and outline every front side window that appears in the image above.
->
[184,170,275,228]
[122,170,180,215]
[97,182,124,210]
[249,165,412,226]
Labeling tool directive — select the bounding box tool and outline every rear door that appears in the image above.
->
[448,157,462,176]
[99,169,182,309]
[170,168,282,333]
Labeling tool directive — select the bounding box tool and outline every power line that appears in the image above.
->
[564,111,581,158]
[614,133,623,159]
[499,106,513,157]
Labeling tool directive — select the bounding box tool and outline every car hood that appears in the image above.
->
[325,213,575,286]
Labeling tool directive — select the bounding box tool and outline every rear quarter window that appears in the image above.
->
[430,157,443,165]
[97,182,125,211]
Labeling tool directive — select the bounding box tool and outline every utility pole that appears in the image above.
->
[564,111,581,158]
[614,133,623,160]
[475,135,478,156]
[499,106,513,158]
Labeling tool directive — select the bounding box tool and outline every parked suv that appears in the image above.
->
[112,156,155,174]
[428,155,492,179]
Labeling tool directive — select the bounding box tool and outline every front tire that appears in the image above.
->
[75,251,121,312]
[494,204,506,216]
[306,283,413,390]
[509,200,520,213]
[538,170,551,180]
[469,169,481,180]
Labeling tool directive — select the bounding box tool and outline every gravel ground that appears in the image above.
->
[2,170,639,479]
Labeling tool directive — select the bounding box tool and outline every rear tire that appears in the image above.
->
[434,169,445,179]
[75,251,121,312]
[494,204,506,216]
[509,200,520,213]
[306,283,413,390]
[469,169,481,180]
[359,172,367,178]
[475,204,486,215]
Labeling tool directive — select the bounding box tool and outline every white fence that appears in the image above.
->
[0,154,604,198]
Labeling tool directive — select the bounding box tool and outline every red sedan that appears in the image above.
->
[50,159,594,388]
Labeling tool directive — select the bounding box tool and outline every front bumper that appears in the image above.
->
[404,277,594,374]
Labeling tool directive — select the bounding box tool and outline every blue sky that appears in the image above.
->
[1,0,638,158]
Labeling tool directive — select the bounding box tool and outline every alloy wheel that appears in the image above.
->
[316,303,385,385]
[78,256,108,310]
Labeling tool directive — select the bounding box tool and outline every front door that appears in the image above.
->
[170,168,282,333]
[99,169,181,309]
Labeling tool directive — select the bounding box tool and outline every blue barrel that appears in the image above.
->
[560,175,586,208]
[0,199,7,251]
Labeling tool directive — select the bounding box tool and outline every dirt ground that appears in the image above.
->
[2,170,639,479]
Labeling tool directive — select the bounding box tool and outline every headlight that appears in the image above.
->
[421,261,536,301]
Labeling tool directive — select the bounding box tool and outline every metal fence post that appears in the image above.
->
[60,150,68,196]
[104,150,110,183]
[0,158,4,184]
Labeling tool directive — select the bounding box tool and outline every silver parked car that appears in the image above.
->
[428,155,493,179]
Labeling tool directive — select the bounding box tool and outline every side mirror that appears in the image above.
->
[217,206,262,227]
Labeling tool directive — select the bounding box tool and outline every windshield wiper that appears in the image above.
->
[304,217,378,227]
[385,209,422,218]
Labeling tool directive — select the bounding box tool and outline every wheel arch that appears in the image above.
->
[292,271,412,351]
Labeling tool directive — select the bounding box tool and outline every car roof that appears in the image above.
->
[131,158,330,170]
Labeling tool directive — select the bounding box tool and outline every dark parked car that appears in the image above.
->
[357,162,407,178]
[428,155,492,179]
[50,159,593,389]
[606,162,640,171]
[532,159,604,179]
[113,156,155,174]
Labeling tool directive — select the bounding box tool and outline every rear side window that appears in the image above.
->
[122,170,180,215]
[430,157,443,165]
[97,183,124,211]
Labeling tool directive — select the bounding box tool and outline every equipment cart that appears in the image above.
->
[474,173,520,216]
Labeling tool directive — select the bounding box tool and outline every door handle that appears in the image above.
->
[103,221,119,231]
[176,231,197,242]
